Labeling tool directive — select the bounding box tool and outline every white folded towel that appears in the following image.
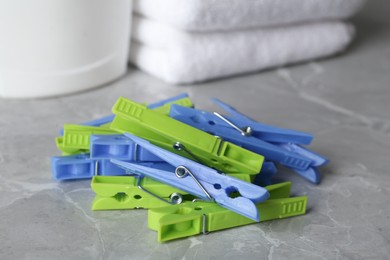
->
[130,16,355,84]
[133,0,365,31]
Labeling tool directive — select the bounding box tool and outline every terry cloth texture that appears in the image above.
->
[130,16,355,84]
[133,0,365,31]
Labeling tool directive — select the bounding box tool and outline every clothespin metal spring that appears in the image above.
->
[136,175,183,205]
[175,165,213,201]
[213,112,252,137]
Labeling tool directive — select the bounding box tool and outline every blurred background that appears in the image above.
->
[1,0,385,98]
[0,1,390,259]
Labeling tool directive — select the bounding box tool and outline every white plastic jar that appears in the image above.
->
[0,0,131,98]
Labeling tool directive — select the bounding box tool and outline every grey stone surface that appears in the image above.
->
[1,1,390,259]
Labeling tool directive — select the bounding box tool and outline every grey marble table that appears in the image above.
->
[1,1,390,259]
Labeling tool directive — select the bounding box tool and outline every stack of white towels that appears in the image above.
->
[130,0,366,84]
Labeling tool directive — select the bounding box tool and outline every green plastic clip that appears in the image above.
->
[148,182,308,242]
[91,176,189,210]
[110,97,264,174]
[56,96,194,155]
[57,125,118,155]
[91,173,252,210]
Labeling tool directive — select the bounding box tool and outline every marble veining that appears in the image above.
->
[1,1,390,259]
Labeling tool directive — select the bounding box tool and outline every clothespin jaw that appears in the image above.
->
[148,182,308,242]
[110,97,264,174]
[91,176,189,210]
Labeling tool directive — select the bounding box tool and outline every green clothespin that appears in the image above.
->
[56,96,194,156]
[58,124,118,155]
[91,174,252,210]
[110,97,264,174]
[148,182,308,242]
[91,175,189,210]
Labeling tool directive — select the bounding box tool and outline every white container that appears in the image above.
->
[0,0,131,98]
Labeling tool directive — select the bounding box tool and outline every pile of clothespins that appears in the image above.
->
[52,93,328,242]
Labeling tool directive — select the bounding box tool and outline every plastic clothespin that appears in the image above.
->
[169,105,314,171]
[110,97,264,174]
[90,134,163,161]
[148,182,308,242]
[169,104,328,184]
[57,94,195,154]
[51,154,131,180]
[211,98,329,173]
[59,93,194,135]
[111,134,270,222]
[90,173,253,210]
[91,175,189,210]
[57,93,194,153]
[52,149,178,181]
[210,98,314,145]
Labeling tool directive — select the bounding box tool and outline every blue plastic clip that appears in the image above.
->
[211,98,314,145]
[169,105,314,170]
[51,153,175,181]
[90,134,162,161]
[211,98,329,183]
[169,103,328,184]
[111,133,270,222]
[51,154,132,180]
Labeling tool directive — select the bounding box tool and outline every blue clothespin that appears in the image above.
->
[211,98,328,183]
[111,133,270,222]
[90,134,163,161]
[52,153,174,181]
[169,103,328,184]
[59,93,192,134]
[169,105,314,170]
[211,98,314,145]
[51,154,131,180]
